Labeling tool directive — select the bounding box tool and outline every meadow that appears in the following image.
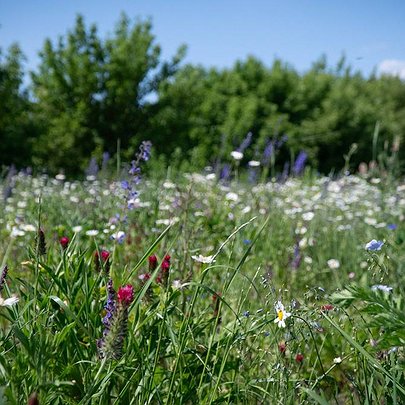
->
[0,151,404,404]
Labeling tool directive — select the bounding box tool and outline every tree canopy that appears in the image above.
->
[1,14,404,176]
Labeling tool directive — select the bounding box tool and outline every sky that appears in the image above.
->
[1,0,405,81]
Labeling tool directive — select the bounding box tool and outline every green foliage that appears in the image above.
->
[0,44,36,168]
[1,15,405,175]
[0,164,404,403]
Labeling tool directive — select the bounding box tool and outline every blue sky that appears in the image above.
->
[1,0,405,79]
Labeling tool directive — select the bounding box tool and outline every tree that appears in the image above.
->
[31,14,185,175]
[0,44,36,168]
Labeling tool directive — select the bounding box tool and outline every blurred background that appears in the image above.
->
[1,0,404,176]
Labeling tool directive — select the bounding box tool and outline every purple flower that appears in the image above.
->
[292,151,308,175]
[387,224,397,230]
[365,239,384,251]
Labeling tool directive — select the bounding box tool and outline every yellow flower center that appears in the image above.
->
[277,310,283,321]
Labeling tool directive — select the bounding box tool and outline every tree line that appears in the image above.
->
[1,14,404,176]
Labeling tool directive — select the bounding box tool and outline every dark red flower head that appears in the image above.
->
[148,254,158,271]
[321,304,334,311]
[101,250,110,261]
[295,353,304,363]
[117,285,134,307]
[278,342,287,354]
[60,236,69,249]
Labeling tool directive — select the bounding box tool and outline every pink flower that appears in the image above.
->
[117,285,134,307]
[60,236,70,249]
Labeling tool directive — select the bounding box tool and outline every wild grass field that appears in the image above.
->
[0,149,404,404]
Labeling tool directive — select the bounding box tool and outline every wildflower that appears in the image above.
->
[191,254,215,264]
[172,280,183,290]
[248,160,260,167]
[333,357,342,364]
[59,236,69,250]
[327,259,340,269]
[86,229,99,237]
[295,353,304,363]
[243,311,250,318]
[0,265,9,293]
[274,301,291,328]
[94,250,111,274]
[321,304,334,311]
[111,231,126,244]
[159,255,171,286]
[72,225,82,233]
[278,342,287,354]
[0,295,19,306]
[292,151,308,175]
[230,151,244,161]
[97,281,134,360]
[117,285,134,307]
[365,239,384,251]
[148,254,158,271]
[387,224,397,230]
[371,284,393,293]
[36,228,47,256]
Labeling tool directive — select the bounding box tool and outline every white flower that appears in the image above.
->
[327,259,340,269]
[248,160,261,167]
[273,301,291,328]
[85,229,99,237]
[333,357,342,364]
[111,231,126,244]
[191,254,216,264]
[371,284,393,293]
[0,295,19,307]
[302,212,315,221]
[225,192,239,202]
[230,151,244,161]
[172,280,183,290]
[72,226,82,233]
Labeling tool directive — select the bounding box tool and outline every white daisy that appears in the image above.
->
[0,295,19,307]
[274,301,291,328]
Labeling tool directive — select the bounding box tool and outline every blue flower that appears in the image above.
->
[365,239,384,251]
[387,224,397,230]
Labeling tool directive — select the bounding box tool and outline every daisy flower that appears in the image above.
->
[274,301,291,328]
[0,295,19,307]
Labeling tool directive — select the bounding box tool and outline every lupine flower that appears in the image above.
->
[274,301,291,328]
[292,151,308,176]
[365,239,384,251]
[97,281,134,360]
[59,236,69,250]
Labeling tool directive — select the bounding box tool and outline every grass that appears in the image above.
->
[0,166,404,404]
